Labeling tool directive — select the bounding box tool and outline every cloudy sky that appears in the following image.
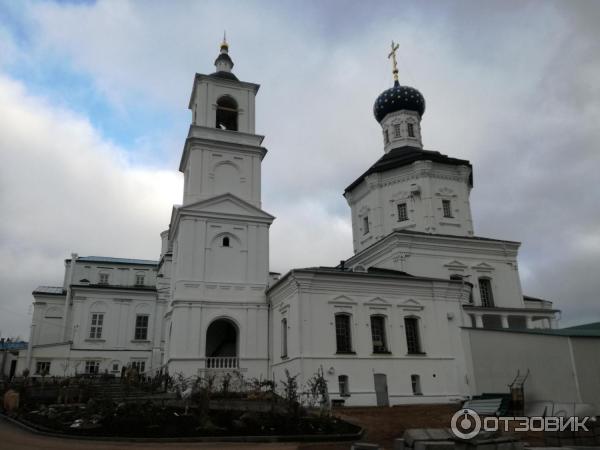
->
[0,0,598,338]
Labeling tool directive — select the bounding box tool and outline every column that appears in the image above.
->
[525,316,533,329]
[474,314,484,329]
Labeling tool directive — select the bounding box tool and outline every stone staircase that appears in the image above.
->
[88,381,175,402]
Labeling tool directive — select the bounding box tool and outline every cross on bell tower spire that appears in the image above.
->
[388,40,400,84]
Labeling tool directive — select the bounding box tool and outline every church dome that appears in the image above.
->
[373,81,425,122]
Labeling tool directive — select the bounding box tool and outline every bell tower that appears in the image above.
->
[164,38,274,377]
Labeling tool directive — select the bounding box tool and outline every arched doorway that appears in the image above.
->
[205,318,238,368]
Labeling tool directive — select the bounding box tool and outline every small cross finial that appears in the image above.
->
[221,31,228,51]
[388,40,400,82]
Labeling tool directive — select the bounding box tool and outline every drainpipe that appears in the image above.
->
[62,253,78,342]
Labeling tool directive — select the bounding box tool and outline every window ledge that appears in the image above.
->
[85,338,105,342]
[372,351,392,355]
[407,352,427,356]
[131,339,150,343]
[340,394,351,398]
[335,351,356,355]
[280,355,288,360]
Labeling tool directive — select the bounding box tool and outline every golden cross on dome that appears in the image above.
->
[388,40,400,82]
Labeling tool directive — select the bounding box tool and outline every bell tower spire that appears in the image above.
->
[214,32,234,73]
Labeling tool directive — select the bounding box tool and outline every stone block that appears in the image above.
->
[393,438,405,450]
[3,390,19,412]
[414,441,456,450]
[404,429,434,447]
[351,443,382,450]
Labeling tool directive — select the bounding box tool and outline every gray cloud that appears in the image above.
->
[0,0,599,336]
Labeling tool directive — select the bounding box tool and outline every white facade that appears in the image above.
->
[23,41,574,407]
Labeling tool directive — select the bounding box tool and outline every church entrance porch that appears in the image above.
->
[205,318,238,369]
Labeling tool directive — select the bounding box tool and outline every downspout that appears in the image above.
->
[62,253,78,372]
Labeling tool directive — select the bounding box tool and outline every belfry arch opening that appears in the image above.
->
[205,318,238,368]
[215,95,238,131]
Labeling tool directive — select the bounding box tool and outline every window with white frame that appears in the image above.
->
[404,317,422,354]
[335,314,353,353]
[131,360,146,374]
[442,199,453,218]
[407,123,415,137]
[99,273,109,285]
[338,375,350,397]
[89,313,104,339]
[84,360,100,375]
[281,318,288,358]
[370,315,388,353]
[135,274,145,286]
[394,123,402,138]
[362,216,369,234]
[134,314,149,340]
[479,278,495,307]
[397,202,409,222]
[35,361,51,375]
[411,374,422,395]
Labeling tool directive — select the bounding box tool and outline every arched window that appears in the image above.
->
[384,129,389,144]
[281,318,288,358]
[394,123,402,138]
[215,95,238,131]
[370,315,388,353]
[335,313,353,353]
[404,316,422,354]
[407,123,415,137]
[222,236,230,247]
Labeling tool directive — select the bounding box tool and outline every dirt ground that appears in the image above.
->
[2,404,546,450]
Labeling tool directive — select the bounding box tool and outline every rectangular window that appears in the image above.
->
[479,278,495,307]
[411,374,422,395]
[89,313,104,339]
[335,314,353,353]
[407,123,415,137]
[363,216,369,235]
[404,317,421,354]
[338,375,350,397]
[35,361,51,375]
[134,314,149,340]
[370,315,388,353]
[281,318,288,358]
[394,123,402,138]
[384,129,389,144]
[99,273,109,285]
[442,199,453,218]
[135,274,145,286]
[111,363,119,372]
[131,360,146,374]
[84,360,100,375]
[397,203,408,222]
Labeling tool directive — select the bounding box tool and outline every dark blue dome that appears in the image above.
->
[373,81,425,122]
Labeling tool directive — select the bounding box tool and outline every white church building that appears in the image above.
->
[24,39,578,407]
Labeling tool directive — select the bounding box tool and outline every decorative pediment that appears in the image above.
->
[365,296,391,306]
[444,260,468,272]
[436,187,456,197]
[328,295,357,305]
[471,262,495,273]
[398,298,424,311]
[179,193,274,221]
[390,190,411,201]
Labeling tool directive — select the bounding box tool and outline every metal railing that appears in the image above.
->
[205,356,239,369]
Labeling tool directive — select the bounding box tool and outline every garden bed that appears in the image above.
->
[4,402,361,442]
